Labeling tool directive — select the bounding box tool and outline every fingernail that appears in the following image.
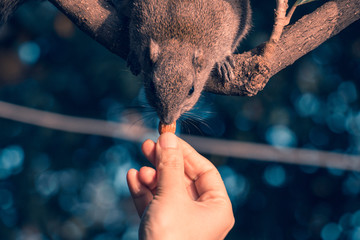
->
[158,132,178,149]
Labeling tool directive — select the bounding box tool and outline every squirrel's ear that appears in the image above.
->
[149,39,160,63]
[193,49,205,71]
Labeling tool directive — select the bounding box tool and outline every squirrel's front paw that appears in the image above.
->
[215,55,235,83]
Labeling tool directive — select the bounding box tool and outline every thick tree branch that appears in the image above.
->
[47,0,359,96]
[205,0,360,96]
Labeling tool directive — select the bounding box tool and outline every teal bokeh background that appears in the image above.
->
[0,1,359,239]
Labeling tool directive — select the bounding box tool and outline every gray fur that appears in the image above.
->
[128,0,251,124]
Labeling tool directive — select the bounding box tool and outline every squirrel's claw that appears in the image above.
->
[215,55,235,83]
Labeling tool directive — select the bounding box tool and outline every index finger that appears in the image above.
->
[178,138,229,201]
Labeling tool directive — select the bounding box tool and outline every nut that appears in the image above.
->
[158,121,176,134]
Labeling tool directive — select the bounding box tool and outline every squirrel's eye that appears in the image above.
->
[188,86,194,96]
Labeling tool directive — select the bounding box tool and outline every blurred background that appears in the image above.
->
[0,0,359,239]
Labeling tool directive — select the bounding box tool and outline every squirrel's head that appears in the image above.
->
[142,38,212,124]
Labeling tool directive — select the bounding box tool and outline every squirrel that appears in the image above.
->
[1,0,252,125]
[126,0,251,124]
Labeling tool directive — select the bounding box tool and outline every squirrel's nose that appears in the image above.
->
[161,115,174,125]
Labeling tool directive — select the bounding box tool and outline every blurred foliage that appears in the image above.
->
[0,0,359,239]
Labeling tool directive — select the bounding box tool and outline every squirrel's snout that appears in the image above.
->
[161,115,175,125]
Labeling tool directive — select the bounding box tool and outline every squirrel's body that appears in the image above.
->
[131,0,245,59]
[128,0,251,124]
[0,0,252,125]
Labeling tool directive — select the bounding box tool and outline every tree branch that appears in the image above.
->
[47,0,359,96]
[205,0,360,95]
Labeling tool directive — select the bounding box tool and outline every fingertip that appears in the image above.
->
[142,139,156,165]
[144,138,155,144]
[158,132,178,149]
[127,168,138,181]
[138,166,157,190]
[126,168,140,194]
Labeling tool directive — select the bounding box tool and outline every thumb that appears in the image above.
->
[155,132,185,196]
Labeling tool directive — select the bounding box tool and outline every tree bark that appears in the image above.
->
[204,0,360,96]
[48,0,360,96]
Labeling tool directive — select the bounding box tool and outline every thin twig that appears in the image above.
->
[0,101,358,171]
[269,0,289,44]
[264,0,308,58]
[286,2,299,23]
[263,0,289,58]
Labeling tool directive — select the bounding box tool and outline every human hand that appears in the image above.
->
[127,133,234,240]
